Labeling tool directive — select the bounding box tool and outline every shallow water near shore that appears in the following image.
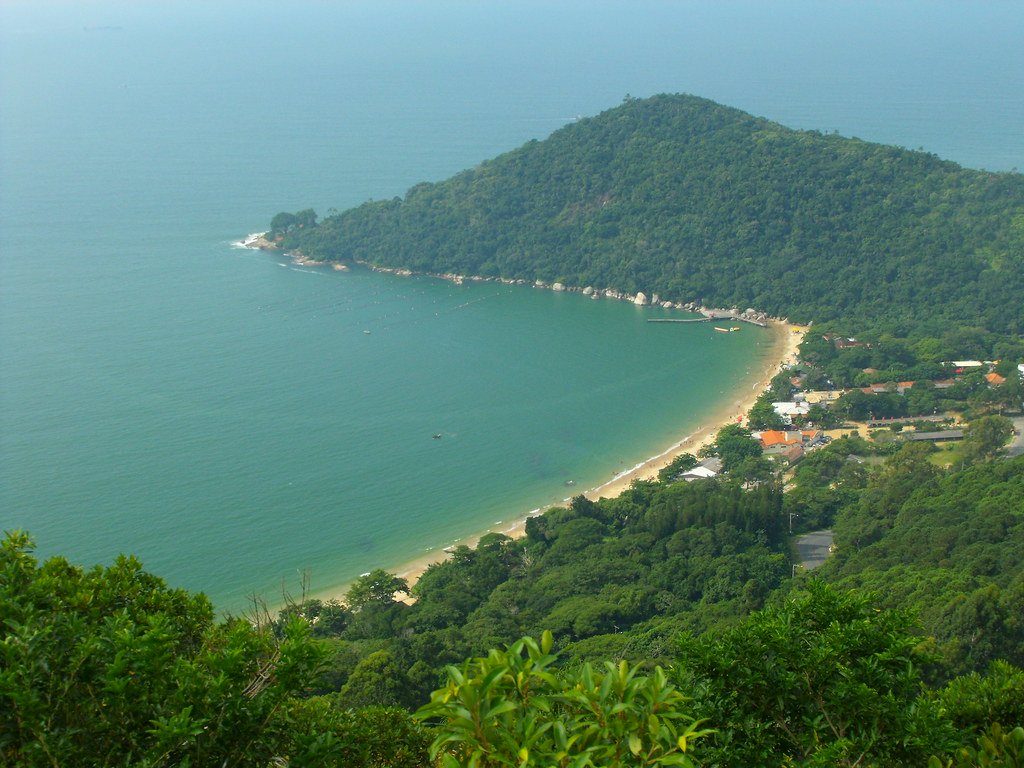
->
[2,1,1021,612]
[3,236,773,610]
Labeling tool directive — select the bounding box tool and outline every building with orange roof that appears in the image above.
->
[759,430,802,449]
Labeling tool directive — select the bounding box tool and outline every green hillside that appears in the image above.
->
[9,95,1023,766]
[8,455,1024,765]
[277,94,1024,333]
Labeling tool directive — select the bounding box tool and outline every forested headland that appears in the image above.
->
[272,93,1024,338]
[5,95,1024,765]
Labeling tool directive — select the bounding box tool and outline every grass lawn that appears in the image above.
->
[929,443,966,468]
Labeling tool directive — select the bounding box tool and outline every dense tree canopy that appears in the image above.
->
[9,90,1023,765]
[417,632,711,768]
[0,531,431,767]
[821,453,1024,676]
[7,441,1024,765]
[274,93,1024,334]
[677,582,956,766]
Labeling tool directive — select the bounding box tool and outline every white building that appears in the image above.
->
[772,401,811,424]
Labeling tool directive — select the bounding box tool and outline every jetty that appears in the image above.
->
[647,317,710,324]
[647,315,767,327]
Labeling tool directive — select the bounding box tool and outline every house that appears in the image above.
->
[862,384,892,394]
[802,390,843,405]
[698,457,723,474]
[680,456,724,482]
[772,401,811,423]
[681,466,718,481]
[759,431,803,459]
[828,336,867,350]
[757,429,821,459]
[986,372,1007,386]
[758,429,802,448]
[780,444,805,465]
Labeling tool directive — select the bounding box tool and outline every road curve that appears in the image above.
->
[795,529,834,570]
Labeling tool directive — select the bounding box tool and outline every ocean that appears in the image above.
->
[2,1,1021,612]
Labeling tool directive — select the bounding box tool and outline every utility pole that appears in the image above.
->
[789,512,799,533]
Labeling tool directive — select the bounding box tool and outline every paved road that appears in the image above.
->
[795,529,834,570]
[1007,417,1024,458]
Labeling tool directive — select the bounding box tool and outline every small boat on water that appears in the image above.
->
[714,326,741,332]
[432,433,442,439]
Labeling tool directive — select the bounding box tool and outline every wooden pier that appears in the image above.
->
[647,315,767,327]
[647,317,712,323]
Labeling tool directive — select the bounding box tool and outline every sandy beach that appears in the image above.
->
[311,319,805,605]
[240,233,807,608]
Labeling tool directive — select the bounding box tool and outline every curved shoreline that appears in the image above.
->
[308,318,804,606]
[236,232,805,606]
[236,233,772,325]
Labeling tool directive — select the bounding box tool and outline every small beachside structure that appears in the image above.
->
[681,466,718,481]
[771,402,811,424]
[680,456,723,482]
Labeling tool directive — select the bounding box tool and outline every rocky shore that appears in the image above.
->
[240,232,777,324]
[240,232,348,270]
[364,264,776,326]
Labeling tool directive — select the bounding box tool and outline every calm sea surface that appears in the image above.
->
[2,1,1022,611]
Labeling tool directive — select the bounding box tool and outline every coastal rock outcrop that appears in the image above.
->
[239,233,779,323]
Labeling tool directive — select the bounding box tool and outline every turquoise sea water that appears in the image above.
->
[2,1,1022,612]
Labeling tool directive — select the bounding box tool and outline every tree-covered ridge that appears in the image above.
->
[276,94,1024,333]
[818,452,1024,677]
[0,531,432,767]
[7,447,1024,764]
[7,523,1024,766]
